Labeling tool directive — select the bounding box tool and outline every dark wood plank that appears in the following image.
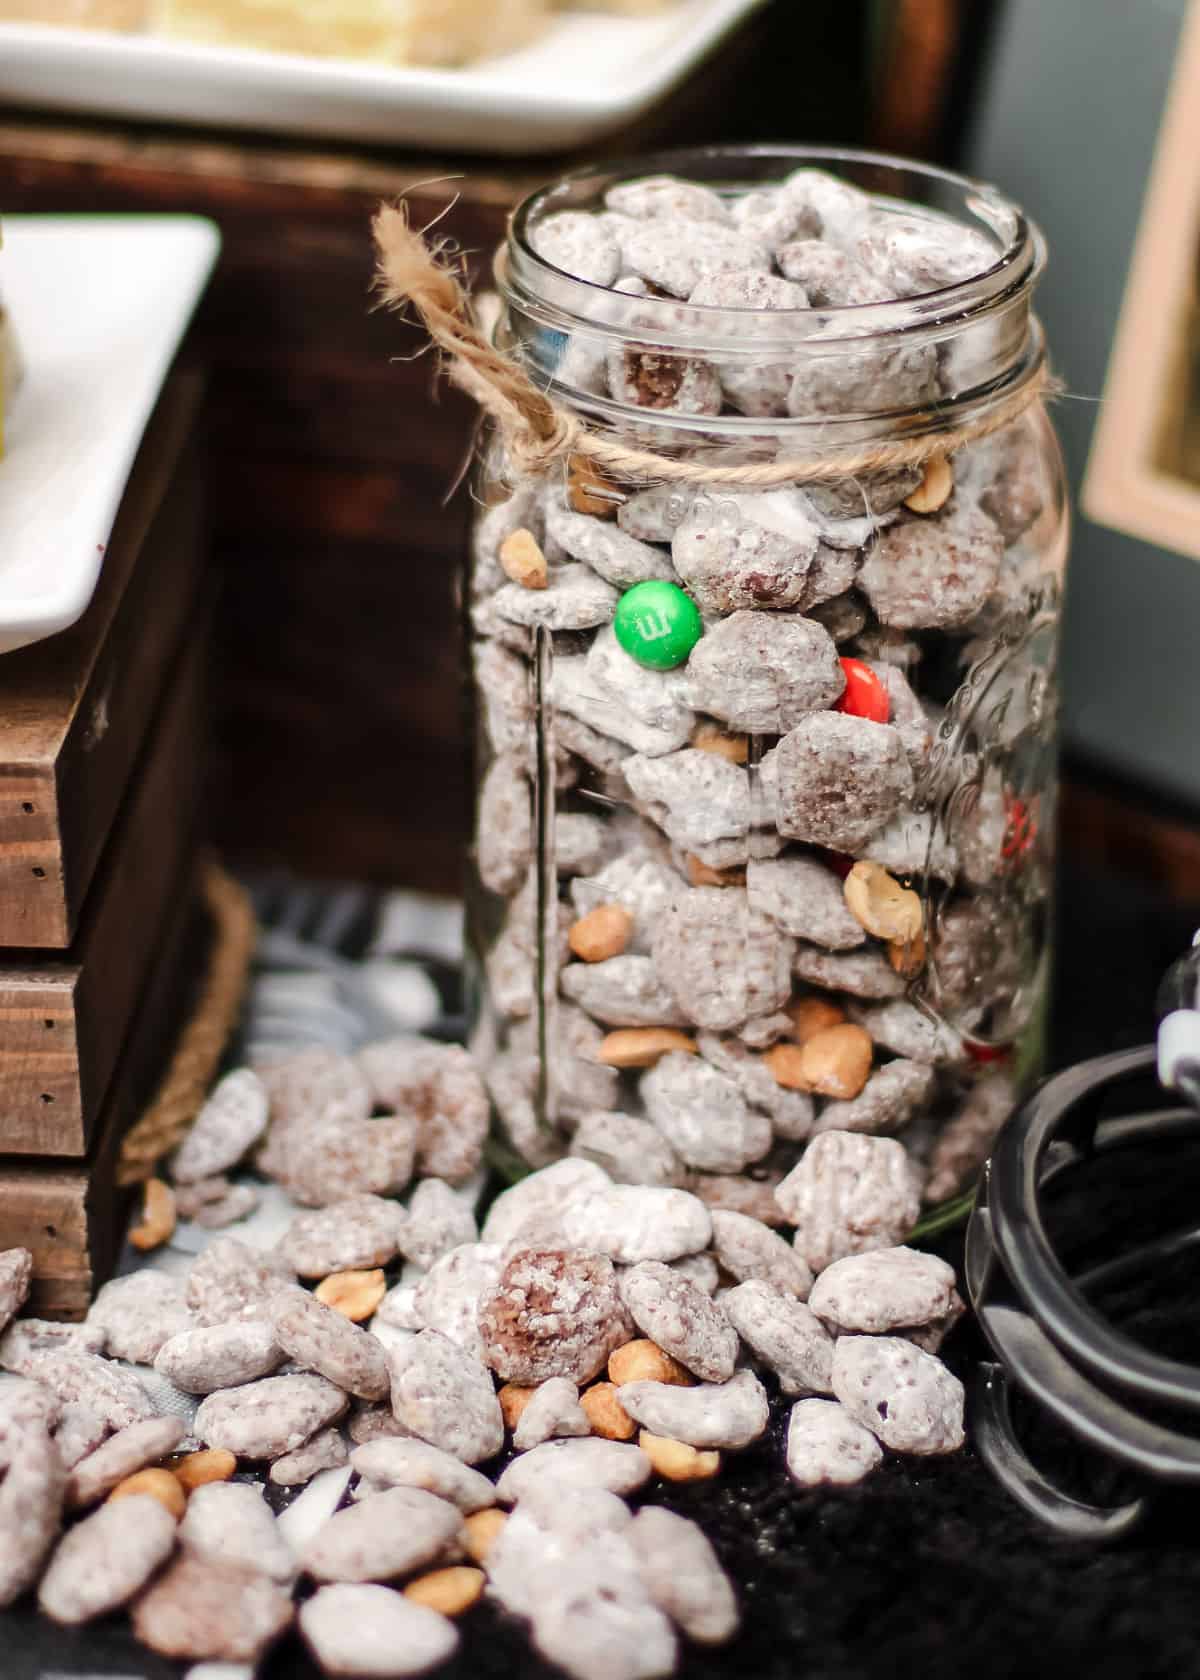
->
[0,374,205,947]
[0,620,208,1155]
[0,863,208,1318]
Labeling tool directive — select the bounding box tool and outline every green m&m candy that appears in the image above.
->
[613,580,703,670]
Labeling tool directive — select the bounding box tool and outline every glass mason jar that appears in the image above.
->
[464,146,1067,1230]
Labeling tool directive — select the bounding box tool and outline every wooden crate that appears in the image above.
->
[0,860,208,1317]
[0,621,208,1155]
[0,374,205,949]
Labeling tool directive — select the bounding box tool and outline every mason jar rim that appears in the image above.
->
[502,143,1045,361]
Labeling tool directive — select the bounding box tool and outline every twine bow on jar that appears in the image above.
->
[371,200,1059,490]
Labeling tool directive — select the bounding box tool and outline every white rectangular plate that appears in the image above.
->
[0,0,763,154]
[0,215,219,656]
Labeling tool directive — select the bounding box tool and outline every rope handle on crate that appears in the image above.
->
[116,860,257,1187]
[372,199,1059,488]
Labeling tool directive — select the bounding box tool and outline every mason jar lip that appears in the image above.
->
[503,142,1045,355]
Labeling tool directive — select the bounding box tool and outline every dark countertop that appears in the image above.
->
[7,855,1200,1680]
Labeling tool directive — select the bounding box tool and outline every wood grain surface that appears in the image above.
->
[0,864,209,1317]
[0,374,204,948]
[0,620,207,1156]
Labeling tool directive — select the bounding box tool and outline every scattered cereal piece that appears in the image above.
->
[619,1369,768,1450]
[629,1505,739,1644]
[303,1484,464,1584]
[87,1270,193,1365]
[478,1248,633,1385]
[563,1186,711,1265]
[180,1480,296,1582]
[39,1494,177,1625]
[831,1335,965,1454]
[785,1397,883,1487]
[685,609,843,731]
[274,1290,391,1402]
[618,1261,737,1383]
[770,712,914,852]
[651,887,792,1033]
[775,1132,921,1273]
[155,1319,285,1394]
[30,1351,155,1433]
[746,854,865,948]
[495,1436,651,1503]
[172,1069,269,1185]
[513,1377,591,1450]
[301,1581,459,1675]
[131,1552,294,1663]
[722,1281,834,1397]
[351,1438,497,1514]
[270,1429,349,1487]
[389,1330,504,1465]
[280,1195,408,1279]
[0,1420,65,1607]
[709,1209,813,1299]
[858,501,1003,631]
[808,1246,959,1333]
[812,1059,935,1136]
[641,1051,772,1174]
[791,942,906,1001]
[67,1415,185,1508]
[194,1374,349,1461]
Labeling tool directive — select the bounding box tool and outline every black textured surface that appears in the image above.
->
[6,859,1200,1680]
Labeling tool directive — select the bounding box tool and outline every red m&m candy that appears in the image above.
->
[834,658,890,724]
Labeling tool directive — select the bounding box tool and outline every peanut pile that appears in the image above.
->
[0,1034,966,1679]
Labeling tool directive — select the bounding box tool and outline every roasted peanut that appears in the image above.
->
[638,1430,720,1483]
[608,1339,693,1388]
[568,904,635,963]
[404,1566,486,1616]
[499,527,548,589]
[129,1178,177,1252]
[787,996,847,1045]
[888,926,927,977]
[170,1449,238,1494]
[903,454,954,514]
[689,723,749,764]
[762,1043,813,1091]
[314,1268,388,1323]
[108,1468,187,1520]
[462,1507,508,1566]
[685,855,746,888]
[596,1028,698,1069]
[797,1024,873,1100]
[843,861,923,944]
[497,1383,537,1432]
[580,1383,635,1441]
[567,454,621,519]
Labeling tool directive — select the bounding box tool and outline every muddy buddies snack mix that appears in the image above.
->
[467,148,1064,1240]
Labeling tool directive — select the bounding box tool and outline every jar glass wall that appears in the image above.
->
[464,146,1068,1223]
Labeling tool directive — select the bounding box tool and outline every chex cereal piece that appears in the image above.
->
[350,1439,496,1513]
[194,1374,348,1461]
[785,1397,883,1487]
[562,1187,711,1265]
[180,1481,296,1583]
[172,1068,269,1184]
[274,1291,390,1401]
[494,1437,651,1503]
[280,1195,408,1278]
[808,1246,958,1334]
[641,1051,772,1174]
[858,500,1003,630]
[570,1110,687,1188]
[66,1415,185,1508]
[651,887,792,1032]
[131,1553,294,1663]
[39,1494,177,1625]
[411,1243,504,1364]
[709,1209,813,1299]
[389,1330,504,1465]
[512,1377,591,1451]
[617,1369,768,1450]
[478,1248,633,1385]
[0,1249,32,1336]
[0,1421,66,1607]
[775,1131,921,1274]
[300,1583,459,1676]
[722,1280,834,1397]
[86,1271,192,1366]
[746,854,866,948]
[155,1319,284,1394]
[618,1262,737,1383]
[185,1236,296,1326]
[629,1506,739,1645]
[770,712,913,852]
[685,609,843,732]
[831,1336,965,1454]
[813,1059,935,1136]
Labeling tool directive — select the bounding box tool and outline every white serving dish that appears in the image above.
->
[0,0,763,154]
[0,215,219,656]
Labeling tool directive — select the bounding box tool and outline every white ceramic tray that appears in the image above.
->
[0,215,219,656]
[0,0,763,154]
